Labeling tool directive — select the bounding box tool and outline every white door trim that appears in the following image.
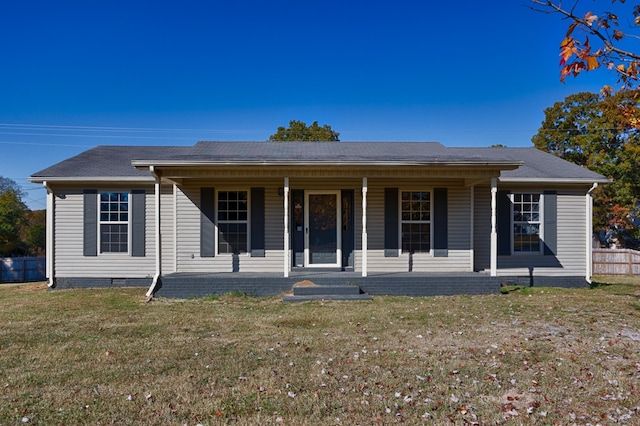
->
[304,190,342,268]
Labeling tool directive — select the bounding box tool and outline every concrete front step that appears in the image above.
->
[293,284,362,296]
[283,283,372,302]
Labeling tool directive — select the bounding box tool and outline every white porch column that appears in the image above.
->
[284,177,290,277]
[173,183,178,273]
[490,178,498,277]
[469,184,475,272]
[362,177,368,277]
[43,182,54,288]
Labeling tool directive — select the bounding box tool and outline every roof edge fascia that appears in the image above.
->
[132,160,523,169]
[499,177,611,184]
[28,176,155,184]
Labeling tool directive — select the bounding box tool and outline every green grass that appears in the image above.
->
[2,277,640,424]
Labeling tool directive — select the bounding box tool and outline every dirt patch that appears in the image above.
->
[293,280,317,287]
[1,282,48,292]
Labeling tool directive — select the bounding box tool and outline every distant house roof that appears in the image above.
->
[29,141,609,184]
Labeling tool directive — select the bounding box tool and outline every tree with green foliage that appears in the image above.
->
[0,179,28,257]
[0,176,25,197]
[22,209,46,256]
[269,120,340,142]
[532,91,640,246]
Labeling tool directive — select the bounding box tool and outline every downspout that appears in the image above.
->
[43,181,55,288]
[586,183,598,284]
[146,166,162,298]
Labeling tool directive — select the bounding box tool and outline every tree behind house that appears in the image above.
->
[269,120,340,142]
[0,176,45,257]
[532,91,640,247]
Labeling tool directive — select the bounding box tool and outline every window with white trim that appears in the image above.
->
[99,192,129,253]
[512,193,542,253]
[401,190,431,253]
[217,190,248,254]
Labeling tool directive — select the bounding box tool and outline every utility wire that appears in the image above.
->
[0,122,270,133]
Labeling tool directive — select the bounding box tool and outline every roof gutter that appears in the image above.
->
[499,177,611,184]
[131,160,523,169]
[28,176,155,184]
[146,166,162,299]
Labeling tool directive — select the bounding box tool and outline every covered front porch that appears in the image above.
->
[129,145,531,298]
[153,270,502,299]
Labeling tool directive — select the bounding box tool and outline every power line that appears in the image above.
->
[0,141,95,147]
[0,131,200,139]
[0,122,270,133]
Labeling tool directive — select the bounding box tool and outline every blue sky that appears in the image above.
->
[1,0,610,209]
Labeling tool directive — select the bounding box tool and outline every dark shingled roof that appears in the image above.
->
[448,147,607,181]
[30,145,192,179]
[142,141,519,164]
[30,141,608,182]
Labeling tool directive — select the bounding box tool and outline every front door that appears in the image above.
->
[305,191,341,267]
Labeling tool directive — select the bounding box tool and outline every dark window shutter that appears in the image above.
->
[131,190,146,257]
[200,188,215,257]
[384,188,399,257]
[497,190,512,256]
[250,187,265,257]
[433,188,448,257]
[83,190,98,256]
[543,190,557,255]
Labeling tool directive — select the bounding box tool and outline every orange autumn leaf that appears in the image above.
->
[560,37,577,64]
[587,55,599,70]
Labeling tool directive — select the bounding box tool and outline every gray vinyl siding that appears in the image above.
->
[176,179,286,273]
[175,178,366,274]
[359,178,472,273]
[160,186,175,273]
[51,178,590,279]
[473,185,589,277]
[54,186,157,278]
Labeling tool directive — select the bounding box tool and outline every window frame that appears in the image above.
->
[399,189,433,255]
[215,189,251,256]
[98,191,131,255]
[510,192,544,255]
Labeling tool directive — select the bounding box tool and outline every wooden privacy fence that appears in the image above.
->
[0,257,46,283]
[592,249,640,275]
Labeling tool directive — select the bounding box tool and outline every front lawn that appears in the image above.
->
[1,277,640,424]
